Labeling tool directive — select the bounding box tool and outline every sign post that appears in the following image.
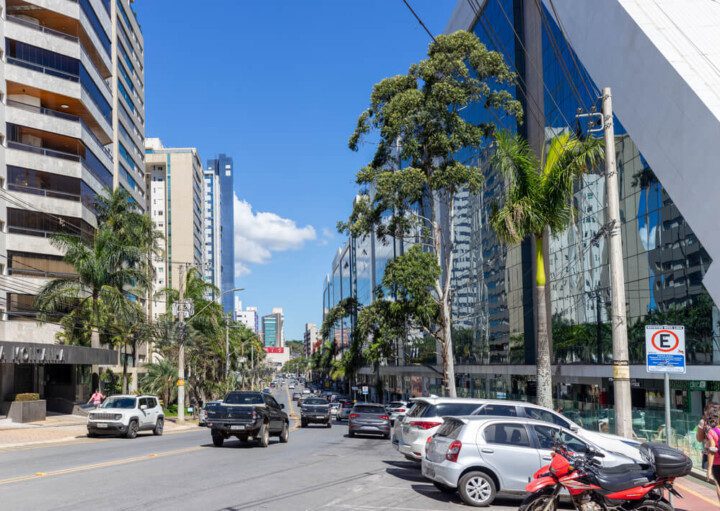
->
[645,325,686,447]
[362,385,368,402]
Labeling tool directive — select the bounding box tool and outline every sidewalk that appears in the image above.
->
[676,475,719,510]
[0,415,197,450]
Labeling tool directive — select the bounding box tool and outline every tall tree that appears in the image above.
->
[490,131,603,408]
[343,31,521,396]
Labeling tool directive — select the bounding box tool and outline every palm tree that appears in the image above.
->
[140,359,177,407]
[490,131,604,408]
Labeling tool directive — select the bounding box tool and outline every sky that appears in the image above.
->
[135,0,456,340]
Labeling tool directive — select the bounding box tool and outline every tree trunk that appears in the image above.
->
[122,344,128,393]
[535,235,553,409]
[442,300,457,397]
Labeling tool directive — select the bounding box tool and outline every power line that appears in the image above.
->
[401,0,436,42]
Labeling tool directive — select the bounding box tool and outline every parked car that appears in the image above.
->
[329,402,340,418]
[87,395,164,439]
[337,400,355,421]
[301,397,332,428]
[348,403,391,438]
[289,383,296,390]
[385,401,410,425]
[292,392,302,401]
[396,397,489,461]
[206,391,289,447]
[469,399,643,463]
[198,400,222,427]
[421,416,638,507]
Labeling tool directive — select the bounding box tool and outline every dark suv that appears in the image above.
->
[300,397,331,428]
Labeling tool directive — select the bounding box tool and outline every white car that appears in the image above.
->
[396,397,489,461]
[87,395,164,439]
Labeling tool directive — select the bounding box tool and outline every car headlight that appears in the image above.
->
[114,414,122,421]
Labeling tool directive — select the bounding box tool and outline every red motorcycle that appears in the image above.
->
[519,441,692,511]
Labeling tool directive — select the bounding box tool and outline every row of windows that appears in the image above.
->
[8,165,98,211]
[7,207,94,242]
[80,0,111,56]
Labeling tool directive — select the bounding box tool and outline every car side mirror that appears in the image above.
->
[140,405,147,411]
[280,404,285,409]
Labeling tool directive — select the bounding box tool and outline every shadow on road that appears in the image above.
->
[199,439,282,449]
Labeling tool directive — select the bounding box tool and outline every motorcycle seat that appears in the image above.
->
[591,466,655,492]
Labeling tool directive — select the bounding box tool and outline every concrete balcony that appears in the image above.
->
[6,143,108,197]
[5,61,112,138]
[5,232,63,258]
[0,319,63,345]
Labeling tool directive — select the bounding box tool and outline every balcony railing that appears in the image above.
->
[7,100,113,161]
[7,140,80,161]
[8,182,82,202]
[7,15,79,43]
[7,56,79,82]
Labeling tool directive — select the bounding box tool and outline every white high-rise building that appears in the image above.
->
[234,300,258,334]
[0,0,146,402]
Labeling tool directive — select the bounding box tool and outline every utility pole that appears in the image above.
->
[603,87,632,438]
[177,264,186,423]
[225,313,231,377]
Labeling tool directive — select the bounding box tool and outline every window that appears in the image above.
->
[138,397,148,408]
[147,398,158,408]
[483,423,530,447]
[533,425,587,453]
[435,418,464,439]
[475,404,518,417]
[524,407,571,429]
[432,403,484,416]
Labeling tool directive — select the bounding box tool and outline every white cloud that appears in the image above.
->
[234,195,316,275]
[319,227,336,246]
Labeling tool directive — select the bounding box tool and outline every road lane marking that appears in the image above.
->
[0,445,202,486]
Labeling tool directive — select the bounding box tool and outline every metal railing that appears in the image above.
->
[7,15,79,43]
[8,182,81,202]
[7,57,80,83]
[7,140,81,162]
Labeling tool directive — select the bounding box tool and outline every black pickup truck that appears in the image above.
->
[206,391,289,447]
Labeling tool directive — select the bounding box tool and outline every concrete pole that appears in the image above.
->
[177,264,186,423]
[603,87,633,438]
[225,313,230,378]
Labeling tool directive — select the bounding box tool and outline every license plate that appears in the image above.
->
[230,425,245,430]
[96,423,108,429]
[315,415,325,419]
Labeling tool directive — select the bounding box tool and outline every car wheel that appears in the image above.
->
[257,422,270,448]
[349,430,355,438]
[125,420,138,439]
[433,481,456,494]
[153,418,164,436]
[326,422,331,429]
[301,420,307,428]
[211,432,224,447]
[458,471,496,507]
[279,422,289,443]
[383,433,390,439]
[87,432,97,438]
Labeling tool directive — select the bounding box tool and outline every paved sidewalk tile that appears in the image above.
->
[676,476,719,510]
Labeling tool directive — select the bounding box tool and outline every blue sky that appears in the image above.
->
[135,0,455,339]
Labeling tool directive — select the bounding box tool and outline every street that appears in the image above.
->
[0,389,523,511]
[0,387,715,511]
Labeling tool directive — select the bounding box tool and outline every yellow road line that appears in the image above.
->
[676,480,719,508]
[0,445,202,486]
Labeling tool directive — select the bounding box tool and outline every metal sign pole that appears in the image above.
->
[664,372,671,445]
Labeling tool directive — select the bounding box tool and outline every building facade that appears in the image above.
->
[324,0,720,459]
[203,166,221,296]
[205,154,235,314]
[304,322,319,356]
[145,138,204,320]
[0,0,148,407]
[261,309,283,348]
[235,300,258,334]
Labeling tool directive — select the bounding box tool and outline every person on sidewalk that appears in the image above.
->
[697,402,720,471]
[88,389,105,407]
[705,413,720,503]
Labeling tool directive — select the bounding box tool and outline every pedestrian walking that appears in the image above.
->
[705,413,720,503]
[88,389,105,407]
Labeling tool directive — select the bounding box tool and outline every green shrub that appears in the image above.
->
[14,393,40,402]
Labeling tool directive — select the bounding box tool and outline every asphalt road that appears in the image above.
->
[0,388,527,511]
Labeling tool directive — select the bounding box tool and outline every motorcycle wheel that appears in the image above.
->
[519,489,558,511]
[635,500,673,511]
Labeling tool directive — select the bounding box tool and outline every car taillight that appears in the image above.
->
[349,413,359,419]
[397,408,406,413]
[409,421,442,430]
[380,415,389,420]
[446,440,462,462]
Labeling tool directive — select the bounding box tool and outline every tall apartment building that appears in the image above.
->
[304,323,319,356]
[203,166,221,296]
[204,154,235,314]
[261,309,283,348]
[145,138,204,320]
[0,0,144,405]
[234,299,258,334]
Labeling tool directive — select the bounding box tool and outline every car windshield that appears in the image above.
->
[224,393,264,405]
[303,398,328,405]
[388,402,405,408]
[100,397,136,409]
